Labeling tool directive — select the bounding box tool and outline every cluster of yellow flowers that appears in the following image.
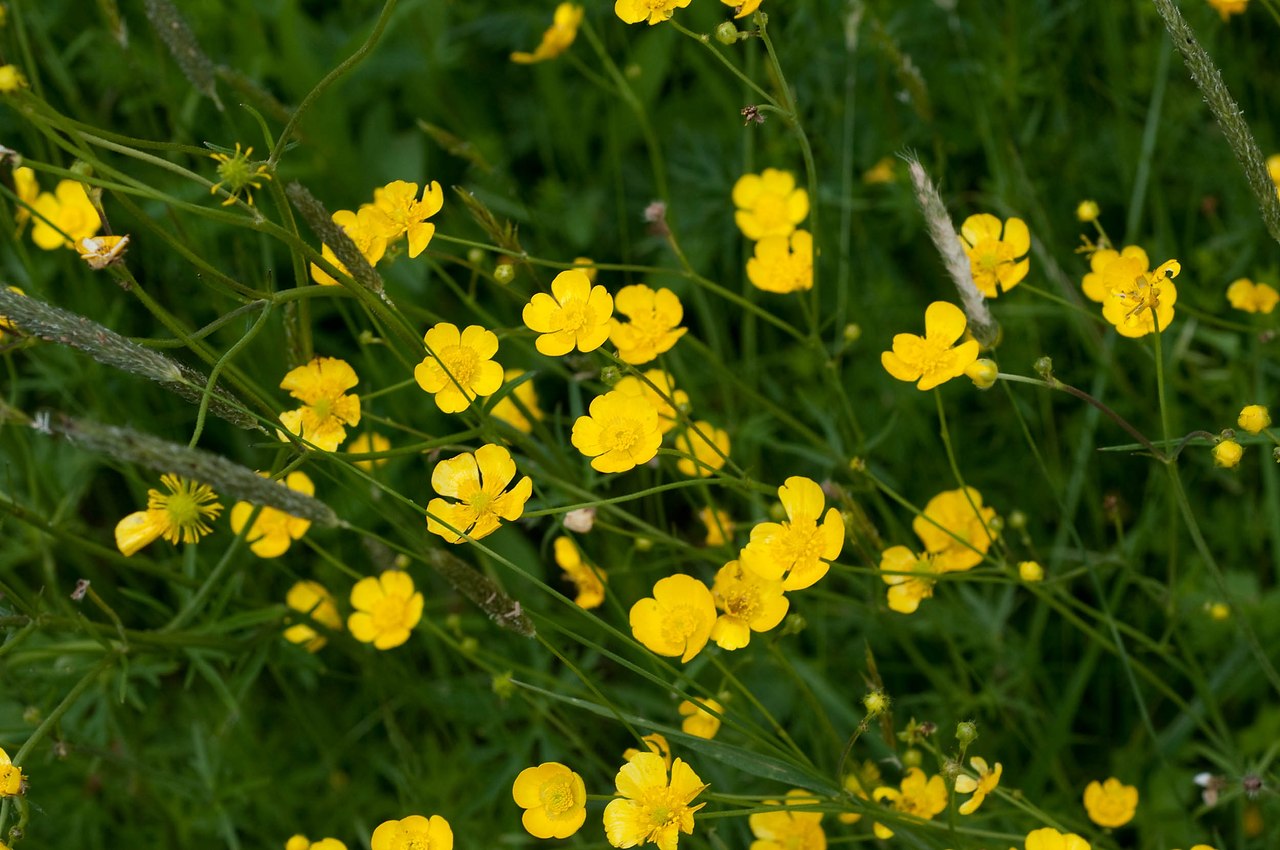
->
[733,167,814,293]
[1081,245,1181,338]
[311,179,443,285]
[1210,403,1272,468]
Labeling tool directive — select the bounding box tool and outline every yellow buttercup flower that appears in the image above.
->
[1212,438,1243,468]
[283,580,343,652]
[427,444,532,543]
[623,733,673,770]
[363,180,444,257]
[115,474,223,556]
[512,3,583,63]
[879,546,941,614]
[1082,777,1138,828]
[747,230,813,293]
[674,422,730,478]
[678,698,723,739]
[1082,246,1146,302]
[749,789,826,850]
[571,389,663,473]
[954,757,1002,815]
[522,268,614,355]
[554,536,607,609]
[614,369,687,435]
[277,356,362,452]
[739,476,845,591]
[609,284,688,364]
[209,143,270,206]
[912,486,999,572]
[370,815,453,850]
[959,213,1030,297]
[1226,278,1279,314]
[630,574,716,663]
[870,767,947,839]
[348,570,424,650]
[415,322,504,414]
[721,0,763,18]
[699,506,734,547]
[512,761,587,839]
[1083,246,1180,337]
[1238,404,1270,434]
[1025,827,1092,850]
[228,471,315,558]
[285,836,348,850]
[0,746,26,796]
[1207,0,1248,20]
[310,207,389,286]
[709,559,788,650]
[0,64,26,93]
[732,168,809,240]
[880,301,980,391]
[490,369,544,434]
[348,431,390,470]
[614,0,691,26]
[603,752,707,850]
[31,179,101,250]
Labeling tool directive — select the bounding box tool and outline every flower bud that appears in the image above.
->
[1034,356,1054,380]
[714,21,740,44]
[1018,560,1044,582]
[1076,200,1100,222]
[955,720,978,747]
[494,262,516,284]
[1212,438,1243,468]
[1238,404,1271,435]
[902,748,922,768]
[965,358,998,389]
[863,689,890,717]
[466,247,484,266]
[563,507,596,534]
[634,536,653,552]
[1008,509,1027,530]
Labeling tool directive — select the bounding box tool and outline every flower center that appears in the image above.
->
[441,344,480,386]
[755,193,786,228]
[311,397,332,420]
[467,489,493,517]
[164,491,202,530]
[371,595,408,632]
[556,301,593,334]
[661,604,698,645]
[541,776,578,816]
[603,417,642,452]
[778,521,823,568]
[724,587,760,620]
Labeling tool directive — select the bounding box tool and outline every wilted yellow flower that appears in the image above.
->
[363,180,444,257]
[1212,438,1242,468]
[881,301,980,391]
[674,422,730,478]
[31,179,101,250]
[623,733,673,769]
[229,471,314,558]
[733,168,809,240]
[603,752,707,850]
[747,230,813,293]
[678,698,723,739]
[1226,278,1279,314]
[348,431,391,470]
[871,767,947,839]
[74,234,130,270]
[572,389,663,473]
[512,3,584,63]
[699,506,734,547]
[1025,827,1091,850]
[490,369,544,434]
[370,815,453,850]
[1238,404,1270,434]
[609,284,688,364]
[740,476,844,591]
[348,570,424,650]
[522,268,614,355]
[209,143,271,206]
[879,546,941,614]
[954,757,1002,815]
[1082,777,1138,828]
[115,474,223,556]
[912,486,999,571]
[615,0,691,26]
[0,64,26,93]
[710,559,788,650]
[277,356,362,452]
[415,323,504,414]
[554,536,607,609]
[310,207,389,286]
[426,444,533,543]
[613,369,687,435]
[283,580,343,652]
[0,746,27,797]
[630,574,716,663]
[749,790,825,850]
[1207,0,1248,20]
[959,213,1030,297]
[512,762,587,839]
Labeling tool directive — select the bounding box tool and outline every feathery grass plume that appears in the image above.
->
[452,186,524,255]
[285,181,385,297]
[1151,0,1280,245]
[42,414,340,527]
[904,156,999,346]
[0,288,263,432]
[423,547,536,638]
[143,0,221,109]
